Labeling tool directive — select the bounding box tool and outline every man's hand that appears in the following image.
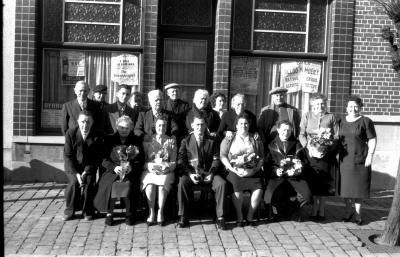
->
[189,173,200,184]
[365,155,373,167]
[114,166,123,175]
[253,132,260,140]
[276,168,283,177]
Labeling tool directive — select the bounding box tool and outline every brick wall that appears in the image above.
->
[14,0,38,136]
[142,0,158,94]
[352,0,400,115]
[328,0,355,115]
[212,0,232,96]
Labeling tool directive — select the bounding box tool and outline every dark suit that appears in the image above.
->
[177,134,226,218]
[164,98,190,141]
[185,105,220,135]
[217,109,258,140]
[63,126,102,216]
[257,103,300,147]
[134,109,178,140]
[61,99,101,135]
[263,136,311,205]
[102,102,139,135]
[93,132,144,217]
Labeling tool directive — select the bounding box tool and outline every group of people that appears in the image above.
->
[62,80,377,229]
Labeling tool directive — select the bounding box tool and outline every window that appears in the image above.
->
[232,0,328,53]
[39,0,143,133]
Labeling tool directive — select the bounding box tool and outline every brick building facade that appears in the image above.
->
[3,0,400,189]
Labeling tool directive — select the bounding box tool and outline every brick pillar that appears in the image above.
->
[142,0,158,94]
[328,0,355,115]
[213,0,232,96]
[14,0,38,136]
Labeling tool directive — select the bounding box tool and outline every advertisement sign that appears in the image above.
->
[280,61,322,93]
[111,53,139,85]
[230,57,260,94]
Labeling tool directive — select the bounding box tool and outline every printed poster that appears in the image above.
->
[280,61,322,93]
[61,51,85,77]
[230,57,260,94]
[111,53,139,85]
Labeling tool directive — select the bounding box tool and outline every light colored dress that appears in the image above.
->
[141,135,177,192]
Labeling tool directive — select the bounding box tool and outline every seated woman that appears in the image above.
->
[94,115,144,226]
[264,120,311,220]
[220,114,264,227]
[141,117,177,226]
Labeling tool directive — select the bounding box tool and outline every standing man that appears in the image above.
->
[61,81,101,135]
[177,115,227,230]
[92,84,108,110]
[134,89,178,142]
[63,110,102,221]
[257,87,300,148]
[164,83,190,142]
[103,84,139,135]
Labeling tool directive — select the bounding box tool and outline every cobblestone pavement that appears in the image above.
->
[4,183,398,257]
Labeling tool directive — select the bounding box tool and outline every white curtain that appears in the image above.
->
[85,52,112,103]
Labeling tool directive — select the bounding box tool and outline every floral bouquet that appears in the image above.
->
[309,127,334,158]
[148,147,170,175]
[230,151,260,177]
[114,145,139,181]
[279,156,302,177]
[189,158,209,182]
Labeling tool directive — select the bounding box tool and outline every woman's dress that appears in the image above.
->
[305,148,334,196]
[141,135,177,192]
[220,134,264,192]
[339,116,376,198]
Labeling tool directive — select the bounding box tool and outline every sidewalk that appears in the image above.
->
[4,183,396,257]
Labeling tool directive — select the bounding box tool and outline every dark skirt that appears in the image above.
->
[226,171,262,192]
[306,150,335,196]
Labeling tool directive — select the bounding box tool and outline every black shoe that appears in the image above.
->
[309,215,318,221]
[105,215,113,226]
[341,213,354,222]
[126,216,134,226]
[178,216,188,228]
[249,220,257,227]
[158,221,165,226]
[355,218,363,226]
[316,215,326,221]
[216,218,227,230]
[236,220,244,227]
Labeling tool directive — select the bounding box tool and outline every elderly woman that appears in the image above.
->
[210,92,227,118]
[94,116,144,226]
[339,95,377,225]
[217,93,258,141]
[220,114,264,226]
[185,89,220,136]
[299,93,338,220]
[141,117,177,226]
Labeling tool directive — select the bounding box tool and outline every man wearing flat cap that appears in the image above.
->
[92,84,108,110]
[257,87,300,148]
[164,83,190,143]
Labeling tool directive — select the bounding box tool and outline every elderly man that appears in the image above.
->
[134,89,178,141]
[185,89,220,136]
[164,83,190,142]
[257,87,300,147]
[177,115,227,230]
[92,84,108,110]
[61,81,101,135]
[103,84,139,135]
[63,110,102,221]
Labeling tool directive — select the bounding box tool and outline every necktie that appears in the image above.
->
[79,102,85,111]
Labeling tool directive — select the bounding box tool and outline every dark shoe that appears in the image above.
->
[62,214,74,221]
[216,218,227,230]
[178,216,189,228]
[158,221,165,226]
[236,221,244,227]
[84,214,93,221]
[309,215,318,221]
[355,218,363,226]
[248,220,257,227]
[126,216,135,226]
[146,220,156,226]
[316,215,326,221]
[105,215,113,226]
[342,213,354,222]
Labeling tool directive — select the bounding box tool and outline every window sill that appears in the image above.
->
[13,136,65,145]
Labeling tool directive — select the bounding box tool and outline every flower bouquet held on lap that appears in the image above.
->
[112,145,139,198]
[278,156,302,178]
[148,147,171,175]
[230,151,260,177]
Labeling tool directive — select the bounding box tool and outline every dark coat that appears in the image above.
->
[164,98,191,139]
[217,109,258,140]
[178,134,221,176]
[134,109,178,140]
[185,105,220,134]
[63,126,103,175]
[265,136,307,180]
[61,98,101,135]
[257,103,300,146]
[102,102,139,135]
[93,132,144,212]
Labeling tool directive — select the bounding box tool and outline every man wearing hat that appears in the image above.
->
[92,84,108,110]
[164,83,190,142]
[257,87,300,147]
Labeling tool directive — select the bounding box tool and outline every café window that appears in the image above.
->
[232,0,328,53]
[41,49,140,131]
